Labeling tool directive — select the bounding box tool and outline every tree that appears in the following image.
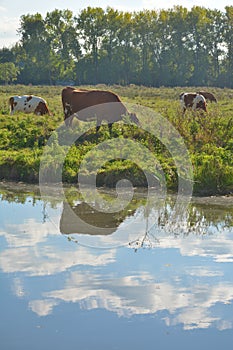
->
[1,5,233,87]
[205,9,225,85]
[133,10,158,85]
[186,7,209,85]
[100,7,122,84]
[152,9,172,86]
[115,11,136,85]
[0,62,19,84]
[224,6,233,87]
[167,6,193,86]
[76,7,106,84]
[45,9,81,84]
[17,13,51,84]
[0,48,15,63]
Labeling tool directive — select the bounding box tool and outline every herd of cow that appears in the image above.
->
[8,87,217,131]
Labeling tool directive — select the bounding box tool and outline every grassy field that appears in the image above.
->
[0,84,232,195]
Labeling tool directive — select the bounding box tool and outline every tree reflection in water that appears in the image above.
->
[57,186,233,250]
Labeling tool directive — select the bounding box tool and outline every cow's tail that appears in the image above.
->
[46,104,53,116]
[9,97,14,105]
[9,97,14,114]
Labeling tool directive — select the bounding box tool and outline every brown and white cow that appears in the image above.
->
[9,95,51,115]
[179,92,207,114]
[196,91,217,103]
[61,86,140,131]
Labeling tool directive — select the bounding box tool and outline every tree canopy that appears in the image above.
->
[0,6,232,87]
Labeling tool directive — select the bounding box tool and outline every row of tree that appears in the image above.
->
[0,6,233,87]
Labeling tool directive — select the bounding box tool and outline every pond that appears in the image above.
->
[0,182,233,350]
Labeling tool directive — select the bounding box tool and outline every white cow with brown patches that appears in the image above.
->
[179,92,207,114]
[9,95,51,115]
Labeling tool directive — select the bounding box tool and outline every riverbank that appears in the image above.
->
[0,85,232,196]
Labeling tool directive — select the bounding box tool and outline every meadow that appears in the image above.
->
[0,84,232,195]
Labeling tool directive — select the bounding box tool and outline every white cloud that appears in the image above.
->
[29,299,59,316]
[1,188,233,329]
[155,232,233,263]
[170,307,219,330]
[2,220,57,247]
[217,320,232,331]
[0,6,7,12]
[0,245,116,276]
[43,271,189,316]
[142,0,230,11]
[169,283,233,330]
[12,277,26,298]
[41,270,233,330]
[188,267,223,277]
[0,16,20,48]
[1,216,233,328]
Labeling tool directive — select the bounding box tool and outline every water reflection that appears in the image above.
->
[60,200,137,235]
[0,182,233,336]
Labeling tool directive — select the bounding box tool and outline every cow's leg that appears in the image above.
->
[96,117,101,132]
[69,115,74,127]
[10,104,15,115]
[65,115,74,127]
[108,122,113,133]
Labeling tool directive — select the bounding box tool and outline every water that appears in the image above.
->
[0,182,233,350]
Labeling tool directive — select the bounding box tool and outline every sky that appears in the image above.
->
[0,0,233,48]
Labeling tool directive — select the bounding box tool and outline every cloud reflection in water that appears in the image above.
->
[0,185,233,331]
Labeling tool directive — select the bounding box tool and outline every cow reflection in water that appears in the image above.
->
[60,201,136,236]
[59,195,233,249]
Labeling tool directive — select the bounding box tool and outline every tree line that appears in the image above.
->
[0,5,233,87]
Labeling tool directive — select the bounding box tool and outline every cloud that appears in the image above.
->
[142,0,227,11]
[1,190,233,328]
[155,231,233,263]
[2,217,59,247]
[0,6,7,12]
[217,320,232,331]
[29,299,59,316]
[188,267,223,277]
[0,16,20,48]
[41,270,233,330]
[2,217,233,328]
[168,283,233,330]
[12,277,26,298]
[0,245,116,276]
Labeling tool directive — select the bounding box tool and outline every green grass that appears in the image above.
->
[0,84,232,195]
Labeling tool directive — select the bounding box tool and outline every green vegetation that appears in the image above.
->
[0,6,233,87]
[0,84,232,196]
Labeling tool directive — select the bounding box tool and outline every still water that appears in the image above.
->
[0,182,233,350]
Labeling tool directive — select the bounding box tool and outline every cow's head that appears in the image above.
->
[35,101,52,116]
[197,100,207,112]
[129,112,140,126]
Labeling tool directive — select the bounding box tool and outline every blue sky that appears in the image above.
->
[0,0,232,48]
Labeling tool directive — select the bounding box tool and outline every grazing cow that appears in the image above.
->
[179,92,207,114]
[9,95,51,115]
[61,86,140,131]
[196,91,217,103]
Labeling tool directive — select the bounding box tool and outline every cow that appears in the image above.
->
[179,92,207,114]
[196,91,217,103]
[9,95,51,116]
[61,86,140,131]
